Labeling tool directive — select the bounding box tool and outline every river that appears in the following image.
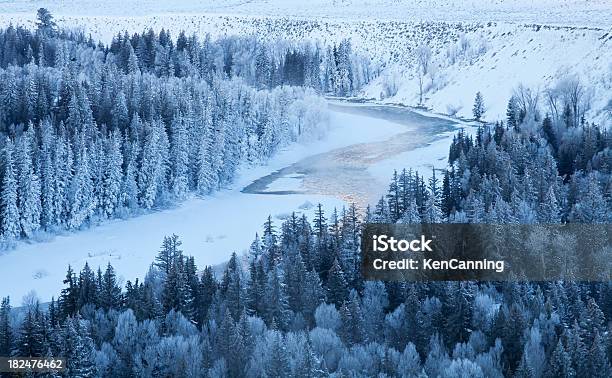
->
[243,101,458,210]
[0,101,464,302]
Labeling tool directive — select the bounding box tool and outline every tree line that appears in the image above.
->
[0,13,362,246]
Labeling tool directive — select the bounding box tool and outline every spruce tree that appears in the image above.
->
[587,330,611,378]
[62,316,96,377]
[265,266,291,330]
[546,339,575,377]
[506,95,518,128]
[15,304,45,357]
[473,91,485,121]
[1,138,19,242]
[16,129,41,238]
[0,297,12,357]
[326,258,348,307]
[99,263,122,310]
[59,265,79,317]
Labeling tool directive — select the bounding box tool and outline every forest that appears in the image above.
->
[0,9,611,378]
[0,11,373,246]
[1,80,610,378]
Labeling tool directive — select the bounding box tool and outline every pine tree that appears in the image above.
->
[197,266,216,327]
[565,322,588,377]
[423,192,442,223]
[326,258,348,307]
[36,8,56,36]
[373,196,390,223]
[221,252,243,320]
[473,91,485,121]
[39,121,57,229]
[138,120,165,209]
[546,338,575,377]
[67,140,94,230]
[1,138,20,243]
[295,336,324,377]
[156,234,182,275]
[62,316,96,377]
[399,199,421,224]
[265,266,291,330]
[102,131,123,218]
[262,215,280,264]
[506,95,519,128]
[53,125,71,229]
[170,116,189,199]
[266,331,290,378]
[121,138,139,212]
[127,43,140,74]
[162,257,185,314]
[59,265,79,317]
[246,258,265,317]
[16,129,41,238]
[538,186,561,223]
[0,297,12,357]
[99,263,122,310]
[302,269,325,326]
[77,262,97,308]
[340,290,365,344]
[387,170,402,221]
[284,248,307,313]
[587,330,611,378]
[15,303,45,357]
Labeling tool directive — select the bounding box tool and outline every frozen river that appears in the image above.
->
[243,102,457,209]
[0,101,466,302]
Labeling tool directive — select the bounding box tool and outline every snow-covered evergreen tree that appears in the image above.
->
[473,91,485,121]
[1,138,20,243]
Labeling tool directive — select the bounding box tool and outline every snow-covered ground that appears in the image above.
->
[0,0,609,26]
[366,23,612,125]
[0,102,470,303]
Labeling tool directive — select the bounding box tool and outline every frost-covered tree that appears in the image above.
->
[473,91,485,121]
[15,129,41,237]
[1,138,19,243]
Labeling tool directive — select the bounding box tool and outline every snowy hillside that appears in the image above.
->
[0,0,610,26]
[1,1,610,124]
[367,23,612,123]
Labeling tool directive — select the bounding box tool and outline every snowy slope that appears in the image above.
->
[0,0,609,26]
[366,23,612,123]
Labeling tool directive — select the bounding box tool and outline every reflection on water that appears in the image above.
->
[242,102,457,211]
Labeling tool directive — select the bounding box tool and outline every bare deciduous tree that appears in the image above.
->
[513,84,540,123]
[545,75,592,128]
[415,44,432,106]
